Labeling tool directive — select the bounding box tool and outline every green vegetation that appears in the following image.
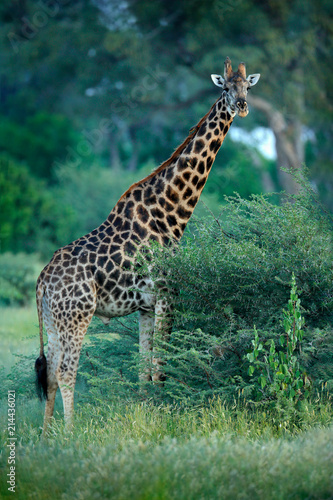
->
[0,306,37,374]
[1,1,333,497]
[0,185,331,498]
[0,252,41,306]
[247,274,311,402]
[1,180,332,498]
[0,397,332,499]
[111,183,331,405]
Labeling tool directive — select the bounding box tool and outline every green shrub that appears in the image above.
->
[158,190,333,333]
[0,252,39,307]
[77,181,333,408]
[0,155,44,253]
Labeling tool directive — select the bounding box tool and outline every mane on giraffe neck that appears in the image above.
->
[119,96,222,201]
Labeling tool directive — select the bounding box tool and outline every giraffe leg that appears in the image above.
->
[56,316,92,432]
[139,310,154,381]
[42,285,96,434]
[152,298,173,382]
[42,383,57,436]
[41,300,60,436]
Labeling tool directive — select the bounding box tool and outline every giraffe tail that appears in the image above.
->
[35,279,48,400]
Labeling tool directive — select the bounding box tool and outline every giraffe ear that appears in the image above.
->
[246,73,260,87]
[211,74,225,88]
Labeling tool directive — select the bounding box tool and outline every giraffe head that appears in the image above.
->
[211,57,260,118]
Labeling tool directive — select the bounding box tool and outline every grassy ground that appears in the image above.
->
[0,398,332,499]
[0,307,332,499]
[0,306,38,373]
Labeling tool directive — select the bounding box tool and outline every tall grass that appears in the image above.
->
[14,427,331,500]
[0,397,332,499]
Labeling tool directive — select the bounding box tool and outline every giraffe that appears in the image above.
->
[35,57,260,434]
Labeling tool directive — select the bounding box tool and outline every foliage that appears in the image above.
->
[247,275,311,402]
[0,183,332,500]
[0,143,275,258]
[1,0,332,259]
[0,153,152,258]
[0,113,77,179]
[51,161,154,245]
[79,325,236,405]
[0,155,45,253]
[73,184,333,408]
[0,252,39,307]
[154,188,333,333]
[0,153,74,257]
[198,139,275,216]
[0,143,273,258]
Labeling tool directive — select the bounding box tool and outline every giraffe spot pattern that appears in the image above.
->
[165,186,179,204]
[137,205,149,223]
[194,140,205,153]
[173,176,186,191]
[198,161,205,175]
[183,187,193,199]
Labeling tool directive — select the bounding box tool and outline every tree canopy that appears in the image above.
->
[0,0,332,254]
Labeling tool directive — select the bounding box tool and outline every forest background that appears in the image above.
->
[0,0,332,260]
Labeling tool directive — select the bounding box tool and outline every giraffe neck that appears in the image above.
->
[107,92,234,245]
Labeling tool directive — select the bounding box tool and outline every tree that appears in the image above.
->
[130,0,333,197]
[0,154,46,252]
[0,0,332,209]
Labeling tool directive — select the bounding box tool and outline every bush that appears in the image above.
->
[77,181,333,408]
[159,190,333,333]
[0,155,44,253]
[0,252,39,306]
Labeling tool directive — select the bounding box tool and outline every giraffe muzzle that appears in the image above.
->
[236,99,248,117]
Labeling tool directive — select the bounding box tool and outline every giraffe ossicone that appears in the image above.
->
[35,57,260,435]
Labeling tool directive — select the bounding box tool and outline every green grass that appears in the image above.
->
[0,305,38,372]
[0,398,332,499]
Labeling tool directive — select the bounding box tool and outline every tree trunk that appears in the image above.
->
[247,95,303,195]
